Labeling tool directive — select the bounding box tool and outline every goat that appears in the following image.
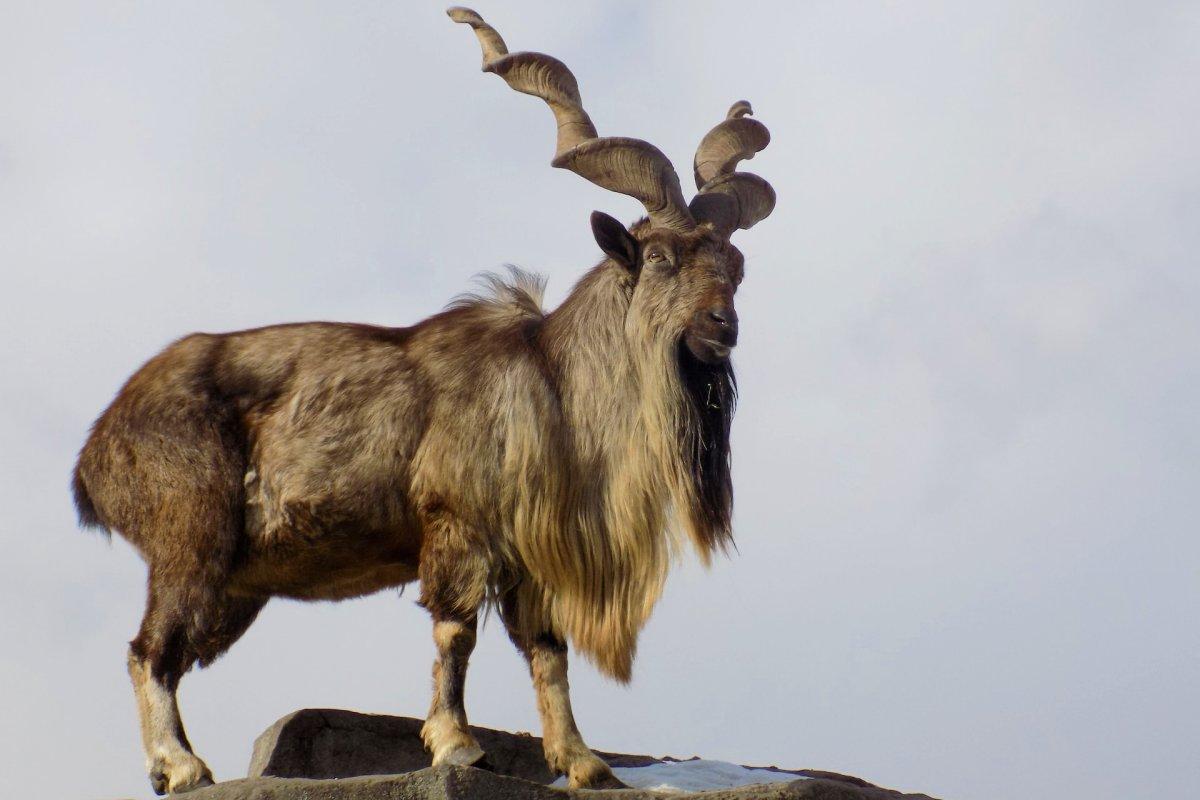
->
[72,7,775,794]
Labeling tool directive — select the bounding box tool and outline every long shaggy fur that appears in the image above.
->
[74,228,740,684]
[678,345,737,554]
[75,10,769,791]
[72,463,104,531]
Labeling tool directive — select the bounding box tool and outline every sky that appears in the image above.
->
[1,2,1197,798]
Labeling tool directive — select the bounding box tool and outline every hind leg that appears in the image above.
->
[129,574,265,795]
[128,574,213,795]
[81,355,251,793]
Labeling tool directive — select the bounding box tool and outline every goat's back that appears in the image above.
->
[73,304,559,596]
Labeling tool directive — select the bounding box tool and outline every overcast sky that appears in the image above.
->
[2,3,1198,799]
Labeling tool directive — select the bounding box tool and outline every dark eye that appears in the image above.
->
[645,249,667,263]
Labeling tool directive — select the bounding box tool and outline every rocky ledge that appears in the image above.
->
[174,708,939,800]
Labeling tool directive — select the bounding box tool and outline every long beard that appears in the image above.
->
[677,342,736,552]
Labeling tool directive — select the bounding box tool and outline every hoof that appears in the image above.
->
[567,756,626,790]
[422,714,487,771]
[597,774,629,789]
[438,743,487,768]
[573,770,628,790]
[148,754,214,795]
[150,770,168,797]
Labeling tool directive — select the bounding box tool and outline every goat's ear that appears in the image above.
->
[591,211,638,270]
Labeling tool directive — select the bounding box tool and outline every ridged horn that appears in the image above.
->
[689,101,776,237]
[449,7,695,232]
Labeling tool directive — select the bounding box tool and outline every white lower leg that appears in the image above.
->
[421,620,484,766]
[128,651,212,793]
[529,643,617,788]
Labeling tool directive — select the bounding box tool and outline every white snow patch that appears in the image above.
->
[551,759,806,792]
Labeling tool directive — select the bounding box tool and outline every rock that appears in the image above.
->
[184,708,939,800]
[247,708,658,784]
[190,765,878,800]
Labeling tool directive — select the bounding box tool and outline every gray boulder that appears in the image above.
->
[193,765,899,800]
[176,708,939,800]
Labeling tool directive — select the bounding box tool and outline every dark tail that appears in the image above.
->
[71,461,107,534]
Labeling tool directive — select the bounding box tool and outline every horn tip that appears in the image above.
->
[447,7,482,25]
[728,100,754,119]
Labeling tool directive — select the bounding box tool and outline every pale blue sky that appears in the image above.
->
[2,3,1197,799]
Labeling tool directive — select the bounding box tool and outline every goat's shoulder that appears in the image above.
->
[408,273,548,369]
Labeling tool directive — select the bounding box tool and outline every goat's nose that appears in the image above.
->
[708,307,737,328]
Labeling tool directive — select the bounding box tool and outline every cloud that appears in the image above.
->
[1,3,1197,799]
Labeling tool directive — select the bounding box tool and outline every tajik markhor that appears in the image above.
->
[73,7,776,794]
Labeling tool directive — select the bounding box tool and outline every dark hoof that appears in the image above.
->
[471,754,497,773]
[588,772,629,790]
[154,771,215,795]
[567,759,629,791]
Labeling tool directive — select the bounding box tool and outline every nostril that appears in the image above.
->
[707,307,738,329]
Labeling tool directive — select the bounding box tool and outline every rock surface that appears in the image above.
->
[193,766,911,800]
[176,708,939,800]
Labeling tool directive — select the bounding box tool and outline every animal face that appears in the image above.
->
[591,212,744,365]
[635,225,744,364]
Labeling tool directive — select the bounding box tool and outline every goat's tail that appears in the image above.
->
[71,460,107,534]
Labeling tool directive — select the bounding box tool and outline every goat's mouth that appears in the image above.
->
[683,333,735,364]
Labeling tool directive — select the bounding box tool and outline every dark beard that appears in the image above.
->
[677,342,736,551]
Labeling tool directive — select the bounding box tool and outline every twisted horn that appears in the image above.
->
[449,7,695,232]
[689,101,776,237]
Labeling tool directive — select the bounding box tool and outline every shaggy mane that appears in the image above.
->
[447,265,547,318]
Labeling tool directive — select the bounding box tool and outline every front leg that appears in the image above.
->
[526,634,625,789]
[416,501,491,768]
[421,616,487,767]
[500,587,622,788]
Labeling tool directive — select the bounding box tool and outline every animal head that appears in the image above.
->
[590,214,742,364]
[449,7,775,366]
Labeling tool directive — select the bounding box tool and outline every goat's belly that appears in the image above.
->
[227,531,422,601]
[230,560,419,601]
[235,460,424,601]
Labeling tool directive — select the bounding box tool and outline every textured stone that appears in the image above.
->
[192,765,919,800]
[234,709,939,800]
[247,708,657,784]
